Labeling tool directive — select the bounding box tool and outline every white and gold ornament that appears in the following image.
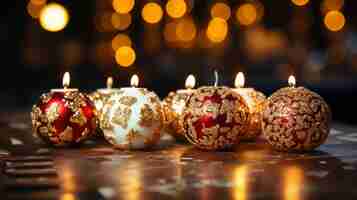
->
[88,77,120,114]
[100,75,164,150]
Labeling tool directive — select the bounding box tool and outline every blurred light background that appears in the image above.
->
[2,0,357,123]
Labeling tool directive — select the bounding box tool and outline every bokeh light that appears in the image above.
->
[211,2,231,21]
[324,10,345,32]
[236,3,257,26]
[115,46,136,67]
[111,13,132,30]
[31,0,47,6]
[39,3,69,32]
[164,21,178,43]
[206,17,228,43]
[321,0,344,13]
[176,17,197,42]
[112,34,132,51]
[142,2,163,24]
[27,2,44,19]
[98,12,115,32]
[112,0,135,14]
[291,0,309,6]
[166,0,187,19]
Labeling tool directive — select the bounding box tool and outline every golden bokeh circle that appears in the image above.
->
[324,10,345,32]
[206,17,228,43]
[142,2,163,24]
[39,3,69,32]
[112,0,135,14]
[166,0,187,18]
[115,46,136,67]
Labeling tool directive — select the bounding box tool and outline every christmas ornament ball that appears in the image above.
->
[31,91,98,146]
[183,86,250,150]
[100,88,163,150]
[232,88,266,141]
[88,89,119,115]
[162,91,192,141]
[262,86,332,152]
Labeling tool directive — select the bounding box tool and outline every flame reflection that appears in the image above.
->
[233,165,248,200]
[283,166,303,200]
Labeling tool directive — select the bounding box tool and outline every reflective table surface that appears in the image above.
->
[0,112,357,200]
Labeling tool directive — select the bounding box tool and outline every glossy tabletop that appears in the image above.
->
[0,112,357,200]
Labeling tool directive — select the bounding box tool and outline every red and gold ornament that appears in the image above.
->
[31,72,97,146]
[162,75,196,141]
[183,71,250,150]
[262,75,332,152]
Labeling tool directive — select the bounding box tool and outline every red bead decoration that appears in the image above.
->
[31,91,98,146]
[183,86,250,150]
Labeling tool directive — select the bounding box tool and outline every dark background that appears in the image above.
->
[1,0,357,123]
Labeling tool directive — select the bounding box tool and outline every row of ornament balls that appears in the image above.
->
[31,84,331,152]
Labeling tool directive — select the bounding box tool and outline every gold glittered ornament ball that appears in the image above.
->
[262,76,332,152]
[88,77,120,137]
[31,72,98,147]
[162,75,196,141]
[88,77,120,114]
[232,72,267,141]
[183,71,250,150]
[100,75,164,150]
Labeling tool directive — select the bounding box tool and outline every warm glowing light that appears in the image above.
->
[211,2,231,21]
[27,2,44,18]
[111,13,132,30]
[176,17,197,42]
[130,74,139,87]
[233,166,247,200]
[63,72,70,89]
[166,0,187,19]
[111,33,132,51]
[324,10,345,32]
[283,166,303,200]
[185,74,196,89]
[112,0,135,14]
[61,165,76,192]
[288,75,296,87]
[291,0,309,6]
[321,0,344,13]
[164,21,178,43]
[142,2,163,24]
[236,3,257,26]
[206,17,228,43]
[60,193,76,200]
[115,46,136,67]
[31,0,47,6]
[107,77,113,89]
[235,72,245,88]
[39,3,69,32]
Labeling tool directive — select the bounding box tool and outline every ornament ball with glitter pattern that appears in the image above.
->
[100,88,163,150]
[31,91,98,146]
[183,86,250,150]
[262,76,332,152]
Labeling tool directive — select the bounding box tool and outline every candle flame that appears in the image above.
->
[107,77,113,89]
[185,74,196,89]
[63,72,70,89]
[288,75,296,87]
[130,74,139,87]
[235,72,245,88]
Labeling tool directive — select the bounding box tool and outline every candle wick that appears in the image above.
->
[214,70,219,87]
